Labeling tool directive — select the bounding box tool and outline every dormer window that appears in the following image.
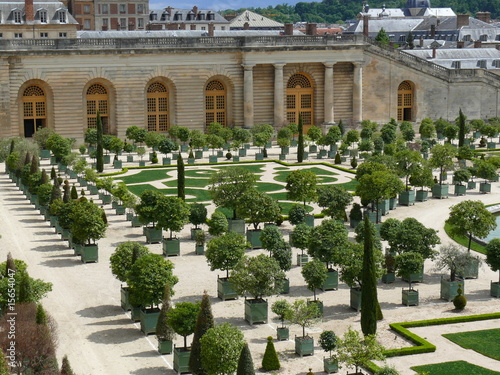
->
[207,12,214,20]
[452,61,461,69]
[493,60,500,68]
[39,10,47,23]
[58,10,66,23]
[187,11,194,20]
[160,12,168,21]
[13,10,22,23]
[463,35,471,41]
[477,60,487,68]
[480,34,488,41]
[151,13,158,21]
[174,12,182,21]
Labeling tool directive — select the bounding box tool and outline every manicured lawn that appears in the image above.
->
[279,202,313,215]
[273,167,338,183]
[444,222,486,255]
[337,179,359,192]
[163,178,210,188]
[411,361,500,375]
[268,192,288,201]
[184,169,217,178]
[443,328,500,361]
[255,182,286,192]
[117,169,174,184]
[214,164,266,173]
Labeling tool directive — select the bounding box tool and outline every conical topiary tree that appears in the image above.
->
[297,114,304,163]
[262,336,280,371]
[60,355,74,375]
[156,284,176,348]
[177,153,185,200]
[189,291,215,375]
[361,215,379,336]
[237,342,255,375]
[96,111,104,173]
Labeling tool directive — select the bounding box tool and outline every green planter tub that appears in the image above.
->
[113,160,122,169]
[131,215,142,227]
[399,190,415,206]
[173,347,191,374]
[467,181,477,190]
[158,340,173,355]
[131,305,141,322]
[61,228,71,241]
[73,243,84,256]
[415,190,429,202]
[432,184,449,199]
[350,287,362,311]
[228,219,246,235]
[490,282,500,298]
[127,155,134,162]
[377,199,390,216]
[454,184,466,196]
[239,148,247,157]
[458,257,480,279]
[480,182,491,193]
[190,227,202,240]
[162,157,171,165]
[382,272,396,284]
[295,336,314,357]
[121,286,132,311]
[140,308,160,335]
[217,276,238,301]
[115,205,126,215]
[309,145,318,153]
[81,244,98,263]
[195,244,204,255]
[255,153,264,161]
[402,289,419,306]
[144,226,162,244]
[324,358,339,374]
[304,215,314,227]
[440,278,465,302]
[307,300,323,317]
[194,150,203,159]
[276,278,290,294]
[296,253,309,266]
[209,155,218,163]
[162,238,180,257]
[279,154,286,161]
[402,265,424,284]
[244,298,268,325]
[246,229,262,249]
[277,327,289,341]
[321,269,338,291]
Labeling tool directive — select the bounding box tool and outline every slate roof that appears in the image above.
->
[406,47,500,69]
[77,29,302,38]
[149,7,229,24]
[347,18,424,34]
[229,10,283,29]
[0,1,78,24]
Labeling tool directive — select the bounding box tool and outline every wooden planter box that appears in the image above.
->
[232,156,240,162]
[244,298,268,325]
[173,347,191,374]
[488,142,497,149]
[131,215,142,227]
[279,154,286,161]
[467,181,477,190]
[255,153,264,161]
[307,300,323,317]
[491,281,500,298]
[321,269,339,291]
[217,277,238,301]
[228,219,246,235]
[295,336,314,357]
[304,215,314,227]
[113,160,122,169]
[480,182,491,193]
[180,144,189,152]
[81,244,98,263]
[144,226,162,244]
[61,228,71,241]
[377,199,390,216]
[120,286,132,311]
[402,265,424,284]
[350,287,362,311]
[162,238,180,257]
[416,190,428,202]
[209,155,218,163]
[115,205,126,215]
[246,229,262,249]
[239,148,247,157]
[103,155,111,164]
[140,308,160,335]
[389,197,397,210]
[127,155,134,162]
[162,157,171,165]
[277,327,289,341]
[296,253,309,266]
[195,244,204,255]
[364,210,377,223]
[73,243,84,256]
[277,278,290,294]
[131,306,141,322]
[100,194,112,204]
[324,358,339,374]
[432,184,449,199]
[458,257,480,279]
[139,160,146,167]
[454,184,466,196]
[281,147,290,155]
[349,219,360,228]
[402,289,419,306]
[309,145,318,153]
[89,185,99,195]
[382,272,396,284]
[40,149,51,159]
[440,277,465,302]
[158,340,173,355]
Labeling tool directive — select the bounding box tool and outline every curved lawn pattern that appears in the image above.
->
[116,169,174,184]
[443,329,500,361]
[411,361,500,375]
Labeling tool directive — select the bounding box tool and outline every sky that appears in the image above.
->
[148,0,305,11]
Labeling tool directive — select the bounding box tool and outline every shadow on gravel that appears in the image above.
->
[130,367,166,375]
[77,304,123,319]
[87,328,141,344]
[40,257,79,268]
[123,350,159,358]
[32,244,69,252]
[88,318,134,326]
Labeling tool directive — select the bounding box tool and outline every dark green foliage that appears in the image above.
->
[351,156,358,169]
[189,291,215,375]
[36,303,47,325]
[458,109,466,147]
[96,112,104,172]
[177,153,185,200]
[30,155,39,174]
[24,152,31,166]
[301,259,327,300]
[262,336,280,371]
[156,284,175,342]
[297,115,304,163]
[50,166,56,180]
[62,182,70,203]
[334,151,341,164]
[60,355,74,375]
[151,151,158,164]
[40,169,49,184]
[189,203,207,228]
[406,31,414,49]
[110,241,150,282]
[361,215,379,336]
[288,204,307,225]
[338,120,345,135]
[349,203,363,221]
[453,286,467,310]
[207,211,228,236]
[319,330,337,357]
[70,185,78,200]
[237,343,255,375]
[375,28,390,44]
[167,301,200,349]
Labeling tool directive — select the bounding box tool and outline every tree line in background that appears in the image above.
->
[220,0,500,25]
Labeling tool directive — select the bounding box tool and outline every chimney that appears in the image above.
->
[25,0,34,21]
[284,23,293,35]
[305,23,317,35]
[193,6,198,16]
[243,22,249,30]
[190,24,196,30]
[432,47,437,58]
[457,14,470,28]
[474,40,482,48]
[430,24,436,38]
[419,36,424,47]
[363,15,370,37]
[457,40,464,48]
[166,6,172,15]
[476,11,491,23]
[208,23,214,37]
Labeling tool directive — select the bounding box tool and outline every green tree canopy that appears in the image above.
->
[70,199,107,245]
[167,301,200,349]
[429,144,456,184]
[337,327,385,374]
[307,219,349,267]
[316,185,353,220]
[155,195,190,238]
[486,239,500,283]
[205,232,247,278]
[285,170,318,206]
[301,259,327,300]
[236,189,281,229]
[110,241,150,283]
[374,28,390,44]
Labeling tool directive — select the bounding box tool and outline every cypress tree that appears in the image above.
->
[24,152,31,166]
[360,215,379,336]
[338,119,345,136]
[36,304,48,325]
[156,284,175,345]
[407,31,414,49]
[18,273,32,303]
[236,342,255,375]
[63,182,71,203]
[60,355,74,375]
[334,151,341,164]
[41,169,49,184]
[50,177,62,204]
[71,185,78,200]
[30,155,39,174]
[297,114,304,163]
[96,111,104,173]
[177,153,185,201]
[458,108,466,147]
[261,336,280,371]
[51,166,56,180]
[9,139,15,155]
[189,291,214,375]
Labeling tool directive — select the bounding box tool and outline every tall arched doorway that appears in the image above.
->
[397,81,414,122]
[286,73,314,131]
[205,80,226,127]
[23,85,46,137]
[147,82,169,132]
[86,83,110,134]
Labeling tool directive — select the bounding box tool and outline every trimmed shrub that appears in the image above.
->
[261,336,280,371]
[453,286,467,310]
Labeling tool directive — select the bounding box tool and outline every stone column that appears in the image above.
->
[274,63,285,127]
[242,64,255,128]
[323,62,335,124]
[353,62,363,123]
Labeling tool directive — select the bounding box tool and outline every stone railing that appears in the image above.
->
[0,34,365,52]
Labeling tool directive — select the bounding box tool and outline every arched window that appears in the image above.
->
[147,82,169,132]
[86,83,110,134]
[22,85,46,137]
[205,80,226,126]
[286,73,314,130]
[397,81,414,122]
